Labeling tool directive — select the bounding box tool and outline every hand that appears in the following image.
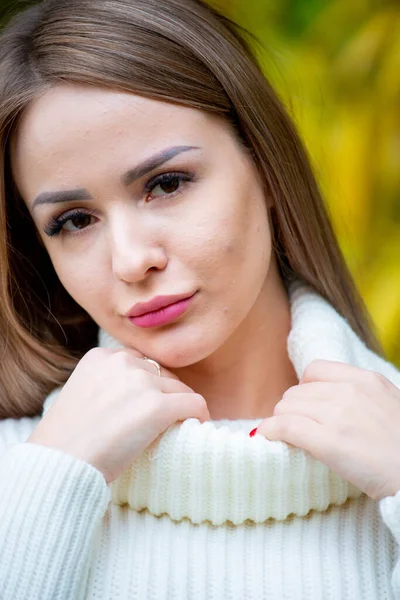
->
[255,360,400,500]
[27,347,210,484]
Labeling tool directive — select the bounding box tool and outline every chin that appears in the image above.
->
[153,345,207,369]
[153,330,226,369]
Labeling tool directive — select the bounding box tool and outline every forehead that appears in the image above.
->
[13,84,211,158]
[10,84,219,200]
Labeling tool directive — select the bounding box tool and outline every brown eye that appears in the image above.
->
[44,209,98,238]
[64,213,94,232]
[143,171,196,204]
[151,176,181,197]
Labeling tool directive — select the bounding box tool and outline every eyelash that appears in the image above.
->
[43,171,196,238]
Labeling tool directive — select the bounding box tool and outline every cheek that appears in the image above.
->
[183,191,271,292]
[202,192,270,267]
[51,251,109,310]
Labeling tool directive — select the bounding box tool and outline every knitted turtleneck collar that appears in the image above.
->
[45,279,400,525]
[94,279,400,525]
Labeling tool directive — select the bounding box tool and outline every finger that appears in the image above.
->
[146,362,181,380]
[282,381,343,401]
[300,359,375,386]
[274,396,339,425]
[114,348,180,380]
[167,392,210,423]
[142,359,163,378]
[111,347,145,359]
[157,377,196,395]
[125,353,167,378]
[256,414,334,461]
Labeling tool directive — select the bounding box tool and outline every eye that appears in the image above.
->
[63,213,95,232]
[43,171,196,238]
[144,171,195,201]
[44,209,97,238]
[149,175,180,197]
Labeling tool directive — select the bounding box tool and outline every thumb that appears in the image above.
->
[250,417,281,440]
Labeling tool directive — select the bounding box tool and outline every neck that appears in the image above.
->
[170,270,298,420]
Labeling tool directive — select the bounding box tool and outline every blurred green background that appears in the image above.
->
[215,0,400,366]
[1,0,399,366]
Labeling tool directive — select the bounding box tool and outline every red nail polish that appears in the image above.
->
[249,427,258,437]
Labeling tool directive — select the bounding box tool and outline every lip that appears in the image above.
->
[127,292,197,329]
[125,292,197,318]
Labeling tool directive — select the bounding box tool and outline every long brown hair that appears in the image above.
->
[0,0,384,419]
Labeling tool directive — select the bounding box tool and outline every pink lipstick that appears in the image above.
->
[126,292,197,328]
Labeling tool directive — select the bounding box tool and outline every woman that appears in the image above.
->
[0,0,399,598]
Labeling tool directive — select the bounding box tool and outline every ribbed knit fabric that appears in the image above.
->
[0,278,400,599]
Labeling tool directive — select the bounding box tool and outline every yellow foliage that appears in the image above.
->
[227,0,400,365]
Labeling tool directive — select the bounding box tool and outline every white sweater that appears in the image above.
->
[0,279,399,600]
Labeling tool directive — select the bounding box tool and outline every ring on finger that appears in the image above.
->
[142,356,161,377]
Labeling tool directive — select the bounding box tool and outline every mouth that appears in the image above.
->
[127,292,197,328]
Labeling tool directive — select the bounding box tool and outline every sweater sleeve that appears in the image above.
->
[0,417,111,600]
[379,490,400,599]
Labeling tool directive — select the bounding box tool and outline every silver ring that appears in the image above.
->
[142,356,161,377]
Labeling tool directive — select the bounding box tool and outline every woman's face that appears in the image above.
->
[11,84,276,367]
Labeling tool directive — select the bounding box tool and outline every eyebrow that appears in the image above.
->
[31,145,200,210]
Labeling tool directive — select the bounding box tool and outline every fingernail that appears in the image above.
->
[249,427,258,437]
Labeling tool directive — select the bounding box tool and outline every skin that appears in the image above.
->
[11,83,298,420]
[10,84,400,499]
[257,359,400,499]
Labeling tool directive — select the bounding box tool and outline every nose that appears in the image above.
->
[109,216,168,283]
